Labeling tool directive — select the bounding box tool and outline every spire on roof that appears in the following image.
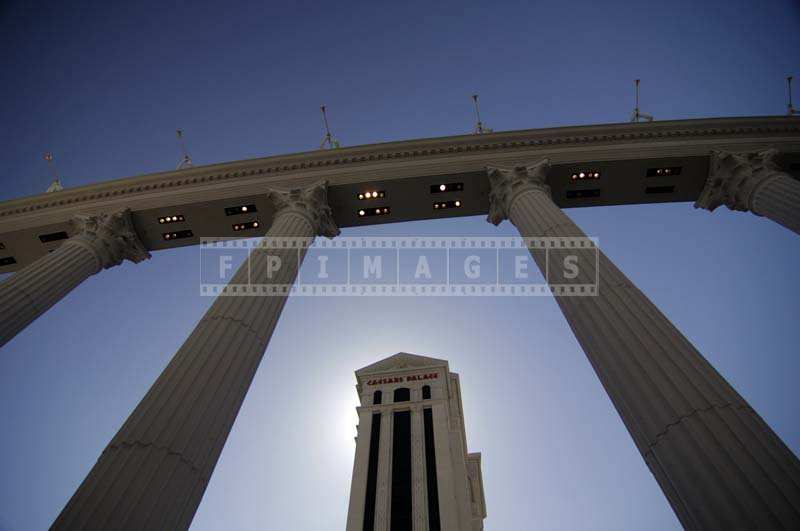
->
[472,94,492,134]
[43,152,63,193]
[176,129,194,169]
[630,79,654,123]
[319,105,341,149]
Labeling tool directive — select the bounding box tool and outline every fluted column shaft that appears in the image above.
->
[411,406,429,531]
[52,181,338,531]
[695,148,800,236]
[751,173,800,235]
[374,409,392,531]
[345,407,374,531]
[0,241,100,346]
[431,402,460,531]
[0,209,149,349]
[488,161,800,530]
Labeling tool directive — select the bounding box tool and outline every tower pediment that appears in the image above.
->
[355,352,447,377]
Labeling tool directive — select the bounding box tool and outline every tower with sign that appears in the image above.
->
[346,353,486,531]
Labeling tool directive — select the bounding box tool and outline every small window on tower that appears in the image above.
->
[373,390,382,405]
[394,387,410,403]
[422,385,431,400]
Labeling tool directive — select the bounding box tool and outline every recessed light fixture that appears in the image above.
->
[225,204,258,216]
[158,214,185,224]
[233,221,261,231]
[433,200,463,210]
[570,170,601,180]
[430,182,464,194]
[357,207,391,217]
[162,229,194,241]
[357,191,386,200]
[646,166,682,177]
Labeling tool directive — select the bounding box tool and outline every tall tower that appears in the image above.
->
[346,353,486,531]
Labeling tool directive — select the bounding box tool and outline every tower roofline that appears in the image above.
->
[355,352,449,377]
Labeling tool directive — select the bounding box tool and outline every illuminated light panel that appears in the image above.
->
[566,189,601,199]
[158,214,185,224]
[357,206,391,218]
[0,256,16,266]
[646,166,682,177]
[570,170,601,180]
[162,229,194,241]
[430,182,464,194]
[38,231,69,243]
[433,200,463,210]
[224,204,258,216]
[357,190,386,200]
[233,221,261,232]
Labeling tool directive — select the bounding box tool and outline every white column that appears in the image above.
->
[431,402,460,531]
[51,181,339,531]
[487,160,800,531]
[695,148,800,235]
[346,407,374,531]
[411,406,429,531]
[374,407,393,531]
[0,208,149,349]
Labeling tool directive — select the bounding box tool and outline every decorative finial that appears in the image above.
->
[472,94,492,134]
[44,152,63,193]
[319,105,341,149]
[631,79,654,123]
[176,129,193,169]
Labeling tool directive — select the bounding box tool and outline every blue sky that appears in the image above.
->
[1,1,799,530]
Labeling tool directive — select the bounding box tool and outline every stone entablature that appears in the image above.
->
[1,116,798,228]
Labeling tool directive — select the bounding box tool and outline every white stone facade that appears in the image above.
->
[346,353,486,531]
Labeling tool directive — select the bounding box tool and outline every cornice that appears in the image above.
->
[1,116,798,223]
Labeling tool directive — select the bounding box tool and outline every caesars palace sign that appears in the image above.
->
[365,373,439,386]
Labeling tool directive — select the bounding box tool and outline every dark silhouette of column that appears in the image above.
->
[0,209,149,349]
[696,148,800,236]
[488,160,800,530]
[52,181,338,531]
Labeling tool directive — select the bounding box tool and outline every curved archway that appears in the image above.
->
[393,387,410,403]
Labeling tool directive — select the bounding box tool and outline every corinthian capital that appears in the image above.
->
[695,149,782,212]
[70,209,150,269]
[486,159,552,225]
[266,179,340,238]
